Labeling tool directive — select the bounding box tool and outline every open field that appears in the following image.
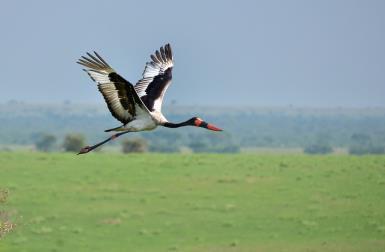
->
[1,152,385,251]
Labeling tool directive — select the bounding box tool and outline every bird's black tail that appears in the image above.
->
[104,125,125,132]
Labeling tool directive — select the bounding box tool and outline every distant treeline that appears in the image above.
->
[1,102,385,154]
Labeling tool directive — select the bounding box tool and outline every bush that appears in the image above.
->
[350,133,371,145]
[349,144,385,155]
[304,143,333,154]
[189,141,240,153]
[121,138,148,153]
[149,144,179,153]
[147,130,181,152]
[349,133,385,155]
[35,134,56,152]
[188,131,240,153]
[62,134,86,152]
[220,145,241,153]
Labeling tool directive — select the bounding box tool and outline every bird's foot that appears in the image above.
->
[77,146,93,155]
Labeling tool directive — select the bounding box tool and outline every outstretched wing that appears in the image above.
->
[77,52,149,124]
[134,44,174,112]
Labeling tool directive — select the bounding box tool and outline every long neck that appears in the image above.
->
[163,120,190,128]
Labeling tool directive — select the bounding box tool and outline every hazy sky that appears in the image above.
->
[0,0,384,107]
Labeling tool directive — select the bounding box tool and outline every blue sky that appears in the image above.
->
[0,0,384,107]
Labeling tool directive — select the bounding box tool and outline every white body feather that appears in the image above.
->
[121,110,167,132]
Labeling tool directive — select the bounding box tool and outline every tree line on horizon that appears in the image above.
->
[0,103,384,154]
[30,131,385,155]
[32,133,241,154]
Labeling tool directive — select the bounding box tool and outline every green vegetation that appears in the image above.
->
[1,103,385,153]
[304,143,333,154]
[121,138,148,153]
[1,152,385,251]
[304,134,333,154]
[35,134,57,152]
[62,134,86,152]
[349,133,385,155]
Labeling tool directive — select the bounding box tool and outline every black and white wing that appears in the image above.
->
[77,52,150,124]
[135,44,174,112]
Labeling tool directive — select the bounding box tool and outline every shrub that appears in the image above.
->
[189,141,240,153]
[349,144,385,155]
[149,144,179,153]
[62,134,86,152]
[349,133,385,155]
[35,134,56,152]
[304,143,333,154]
[121,138,148,153]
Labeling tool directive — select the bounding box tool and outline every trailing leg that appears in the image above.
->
[77,131,130,154]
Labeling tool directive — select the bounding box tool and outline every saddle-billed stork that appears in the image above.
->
[77,44,222,154]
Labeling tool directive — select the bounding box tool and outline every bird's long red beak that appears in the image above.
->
[206,123,222,131]
[194,118,223,131]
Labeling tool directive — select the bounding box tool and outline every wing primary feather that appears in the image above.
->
[82,69,96,81]
[87,69,104,75]
[80,57,103,69]
[166,44,172,59]
[78,58,97,66]
[164,44,169,59]
[155,50,162,62]
[93,51,110,67]
[77,59,100,69]
[86,52,106,67]
[151,54,160,63]
[76,61,85,66]
[160,46,166,62]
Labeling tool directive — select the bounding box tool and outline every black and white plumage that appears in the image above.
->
[78,52,150,126]
[77,44,222,154]
[135,44,174,113]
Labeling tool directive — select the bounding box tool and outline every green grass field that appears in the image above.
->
[1,152,385,251]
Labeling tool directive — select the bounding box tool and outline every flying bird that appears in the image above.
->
[77,44,222,154]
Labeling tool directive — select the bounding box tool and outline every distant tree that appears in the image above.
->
[220,144,241,153]
[189,141,209,153]
[147,130,181,152]
[349,144,385,155]
[35,134,56,152]
[149,144,179,153]
[349,133,370,155]
[350,133,371,145]
[121,138,148,153]
[304,132,334,155]
[62,134,85,152]
[304,143,333,154]
[367,145,385,154]
[189,140,240,153]
[348,133,385,155]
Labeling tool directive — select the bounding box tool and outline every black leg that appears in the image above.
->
[77,131,130,155]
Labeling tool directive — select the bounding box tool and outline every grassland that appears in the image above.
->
[0,152,385,251]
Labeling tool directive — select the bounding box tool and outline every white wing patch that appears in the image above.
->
[86,69,111,83]
[134,44,174,98]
